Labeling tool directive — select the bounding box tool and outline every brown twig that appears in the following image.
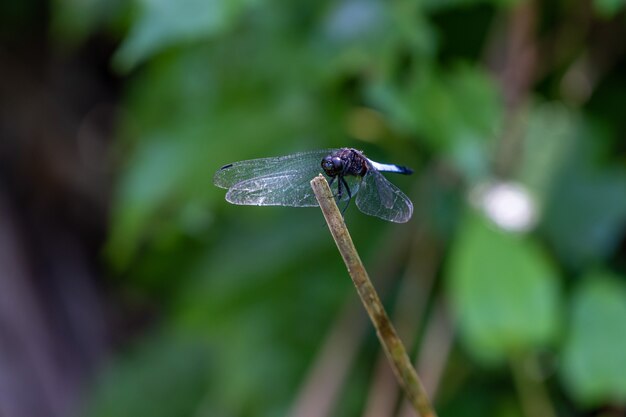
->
[510,355,557,417]
[310,175,438,417]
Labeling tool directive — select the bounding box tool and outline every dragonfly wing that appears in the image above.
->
[355,168,413,223]
[214,149,335,189]
[225,170,322,207]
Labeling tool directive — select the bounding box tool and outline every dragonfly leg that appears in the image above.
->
[340,176,352,216]
[327,176,341,199]
[336,176,343,201]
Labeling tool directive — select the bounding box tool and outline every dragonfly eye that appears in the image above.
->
[321,156,343,176]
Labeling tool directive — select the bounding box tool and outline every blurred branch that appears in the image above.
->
[485,0,538,178]
[287,299,367,417]
[487,0,538,113]
[310,175,437,417]
[363,216,442,417]
[510,355,557,417]
[398,299,454,417]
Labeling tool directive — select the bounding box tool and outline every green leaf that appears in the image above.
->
[517,103,576,207]
[539,119,626,269]
[322,0,389,44]
[51,0,101,44]
[543,167,626,268]
[447,212,560,362]
[317,0,395,75]
[593,0,626,17]
[106,134,211,270]
[368,64,503,181]
[113,0,260,71]
[561,272,626,406]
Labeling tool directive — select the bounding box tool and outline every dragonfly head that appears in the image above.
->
[321,155,344,177]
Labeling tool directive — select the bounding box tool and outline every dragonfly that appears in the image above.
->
[214,148,413,223]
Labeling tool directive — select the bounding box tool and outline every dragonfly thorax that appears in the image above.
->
[321,148,368,178]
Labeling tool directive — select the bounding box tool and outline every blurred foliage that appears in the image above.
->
[594,0,626,17]
[561,272,626,406]
[31,0,626,415]
[86,332,211,417]
[448,212,560,363]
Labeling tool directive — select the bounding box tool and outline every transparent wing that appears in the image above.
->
[225,170,320,206]
[225,168,357,207]
[214,149,336,189]
[355,167,413,223]
[215,149,336,207]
